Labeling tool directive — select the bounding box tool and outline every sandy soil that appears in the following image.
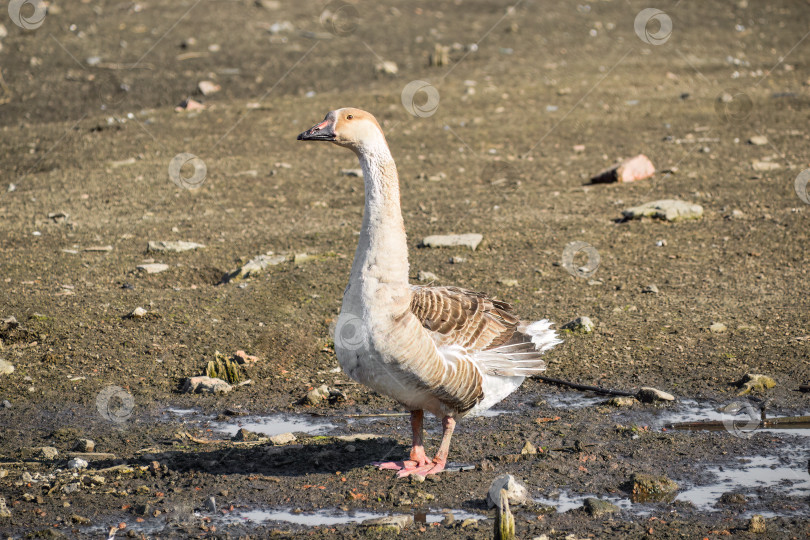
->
[1,0,809,538]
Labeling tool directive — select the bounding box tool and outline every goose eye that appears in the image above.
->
[346,114,353,120]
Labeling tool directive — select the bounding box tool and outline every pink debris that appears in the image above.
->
[591,154,655,184]
[233,350,260,365]
[175,98,206,112]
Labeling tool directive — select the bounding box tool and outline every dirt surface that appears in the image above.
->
[1,0,810,538]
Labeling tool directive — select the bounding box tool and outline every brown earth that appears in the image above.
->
[1,0,809,538]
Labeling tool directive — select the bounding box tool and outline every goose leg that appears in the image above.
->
[375,410,431,471]
[397,416,455,478]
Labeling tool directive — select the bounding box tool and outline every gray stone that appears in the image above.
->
[583,497,620,517]
[128,307,147,319]
[304,384,330,405]
[417,270,439,282]
[67,458,88,470]
[636,387,675,403]
[487,474,529,509]
[752,160,780,172]
[268,432,296,445]
[74,439,95,452]
[0,359,14,376]
[629,473,679,502]
[136,263,169,274]
[147,241,205,253]
[421,233,483,251]
[561,316,594,334]
[735,373,776,396]
[21,446,59,460]
[205,496,216,513]
[361,514,413,533]
[606,396,638,407]
[709,322,727,333]
[747,135,768,146]
[622,200,703,222]
[62,482,81,494]
[181,376,232,394]
[223,253,287,282]
[0,496,10,518]
[642,284,659,294]
[748,514,767,533]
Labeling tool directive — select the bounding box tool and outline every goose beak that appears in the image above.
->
[297,118,336,141]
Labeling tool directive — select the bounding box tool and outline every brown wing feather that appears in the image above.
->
[409,286,519,352]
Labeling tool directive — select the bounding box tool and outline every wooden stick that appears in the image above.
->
[534,375,636,397]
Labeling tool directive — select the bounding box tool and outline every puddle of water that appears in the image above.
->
[222,507,485,527]
[541,392,605,409]
[210,414,337,438]
[534,492,636,514]
[165,407,198,416]
[676,455,810,512]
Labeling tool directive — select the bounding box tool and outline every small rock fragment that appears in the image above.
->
[623,199,703,222]
[223,253,287,283]
[128,307,147,319]
[747,135,768,146]
[62,482,81,494]
[197,80,221,96]
[67,458,88,470]
[181,376,232,394]
[498,278,519,287]
[520,441,537,455]
[718,492,747,505]
[84,245,114,252]
[561,316,594,334]
[421,234,483,251]
[709,322,727,333]
[606,396,638,407]
[735,373,776,396]
[583,497,620,517]
[232,350,260,364]
[340,168,363,177]
[361,514,413,533]
[752,160,780,172]
[748,514,767,533]
[175,98,206,111]
[303,384,331,405]
[21,446,59,460]
[636,387,675,403]
[628,473,678,502]
[147,241,205,253]
[449,256,466,264]
[642,284,659,294]
[375,60,399,76]
[487,474,529,509]
[70,514,91,525]
[417,270,439,282]
[136,263,169,274]
[232,428,260,442]
[0,359,14,376]
[268,432,296,445]
[591,154,655,184]
[205,496,216,513]
[0,497,10,518]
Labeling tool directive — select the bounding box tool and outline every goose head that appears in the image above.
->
[298,108,386,154]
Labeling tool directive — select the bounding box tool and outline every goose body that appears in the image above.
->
[298,108,562,475]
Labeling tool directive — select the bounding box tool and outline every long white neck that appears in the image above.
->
[348,141,410,300]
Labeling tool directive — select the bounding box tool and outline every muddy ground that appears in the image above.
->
[1,0,809,538]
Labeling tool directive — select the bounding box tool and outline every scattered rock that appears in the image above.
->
[128,307,148,319]
[628,473,678,502]
[479,459,495,471]
[303,384,331,405]
[361,514,413,533]
[561,316,594,334]
[67,458,88,470]
[62,482,81,494]
[636,387,675,403]
[487,474,529,509]
[642,284,659,294]
[268,432,296,445]
[747,514,767,533]
[84,245,113,252]
[410,474,425,483]
[591,154,655,184]
[70,514,90,525]
[375,60,399,76]
[417,270,439,282]
[110,157,136,168]
[606,396,638,407]
[752,160,780,172]
[0,316,18,331]
[718,492,747,505]
[267,20,295,34]
[0,359,14,376]
[520,441,537,455]
[709,322,727,333]
[340,168,363,177]
[735,373,776,395]
[147,240,205,253]
[622,200,703,222]
[421,233,483,251]
[21,446,59,460]
[293,253,312,264]
[232,428,260,442]
[136,263,169,274]
[232,350,260,364]
[181,376,232,394]
[0,497,10,519]
[583,497,620,517]
[498,278,519,287]
[176,98,206,111]
[205,496,217,513]
[449,256,466,264]
[223,253,287,283]
[748,135,768,146]
[197,80,221,96]
[494,488,515,540]
[48,212,69,223]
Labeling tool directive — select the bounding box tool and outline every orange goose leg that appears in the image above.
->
[376,410,431,471]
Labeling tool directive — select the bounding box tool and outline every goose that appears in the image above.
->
[298,108,562,477]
